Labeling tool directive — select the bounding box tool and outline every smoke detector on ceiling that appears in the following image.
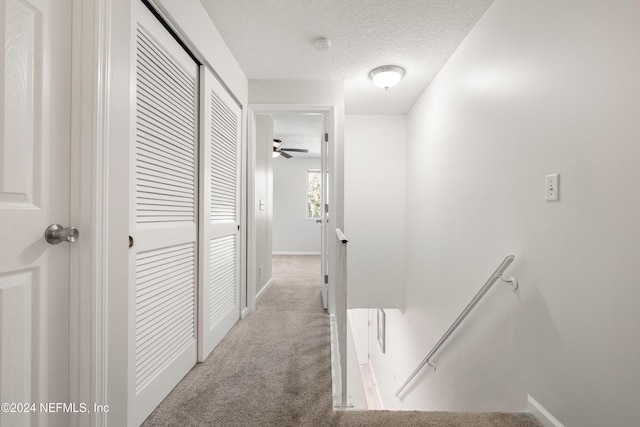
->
[313,37,331,51]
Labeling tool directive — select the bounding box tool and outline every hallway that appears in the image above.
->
[142,256,540,426]
[142,255,330,425]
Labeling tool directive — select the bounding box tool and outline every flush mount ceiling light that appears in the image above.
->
[369,65,405,90]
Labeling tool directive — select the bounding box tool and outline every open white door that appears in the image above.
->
[198,67,241,361]
[130,2,198,424]
[320,117,330,309]
[0,0,72,426]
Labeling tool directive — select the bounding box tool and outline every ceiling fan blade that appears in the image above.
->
[280,148,309,153]
[280,151,292,159]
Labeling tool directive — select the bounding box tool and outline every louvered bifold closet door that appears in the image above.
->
[198,66,242,361]
[131,2,198,425]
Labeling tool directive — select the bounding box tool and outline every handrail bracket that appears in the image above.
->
[498,274,518,290]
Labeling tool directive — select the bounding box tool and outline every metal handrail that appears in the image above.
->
[394,255,518,400]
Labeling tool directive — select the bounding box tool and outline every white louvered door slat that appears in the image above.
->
[131,2,198,425]
[198,67,241,361]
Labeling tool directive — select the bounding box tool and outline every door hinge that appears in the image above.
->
[324,274,329,284]
[324,203,329,213]
[324,132,329,142]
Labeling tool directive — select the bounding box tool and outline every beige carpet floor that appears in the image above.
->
[142,255,540,427]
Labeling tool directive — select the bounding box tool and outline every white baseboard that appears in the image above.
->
[527,395,564,427]
[272,251,321,256]
[328,314,340,406]
[255,278,274,303]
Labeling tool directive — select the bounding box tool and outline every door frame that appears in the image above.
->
[246,104,336,314]
[69,0,113,425]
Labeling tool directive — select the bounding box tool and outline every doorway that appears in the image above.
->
[248,108,332,312]
[271,113,325,257]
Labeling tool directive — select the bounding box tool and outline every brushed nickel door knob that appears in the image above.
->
[45,224,79,244]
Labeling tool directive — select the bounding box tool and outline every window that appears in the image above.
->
[306,170,322,219]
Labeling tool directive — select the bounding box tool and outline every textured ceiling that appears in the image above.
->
[200,0,493,114]
[271,113,324,157]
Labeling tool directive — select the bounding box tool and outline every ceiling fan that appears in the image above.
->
[273,139,308,158]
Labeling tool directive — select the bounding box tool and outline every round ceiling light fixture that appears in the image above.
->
[369,65,405,90]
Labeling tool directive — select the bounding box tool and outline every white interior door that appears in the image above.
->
[320,117,329,309]
[198,66,241,361]
[0,0,72,426]
[130,2,198,424]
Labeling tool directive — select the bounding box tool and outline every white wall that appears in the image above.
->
[272,157,321,254]
[255,116,273,294]
[344,115,406,308]
[370,1,640,426]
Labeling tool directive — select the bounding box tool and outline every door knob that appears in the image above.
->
[45,224,79,244]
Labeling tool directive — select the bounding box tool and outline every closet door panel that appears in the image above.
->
[198,66,241,362]
[131,2,198,424]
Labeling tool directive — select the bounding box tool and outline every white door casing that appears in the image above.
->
[0,0,72,426]
[246,105,335,316]
[130,2,198,424]
[198,66,241,362]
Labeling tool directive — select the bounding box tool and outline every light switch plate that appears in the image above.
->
[545,174,559,201]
